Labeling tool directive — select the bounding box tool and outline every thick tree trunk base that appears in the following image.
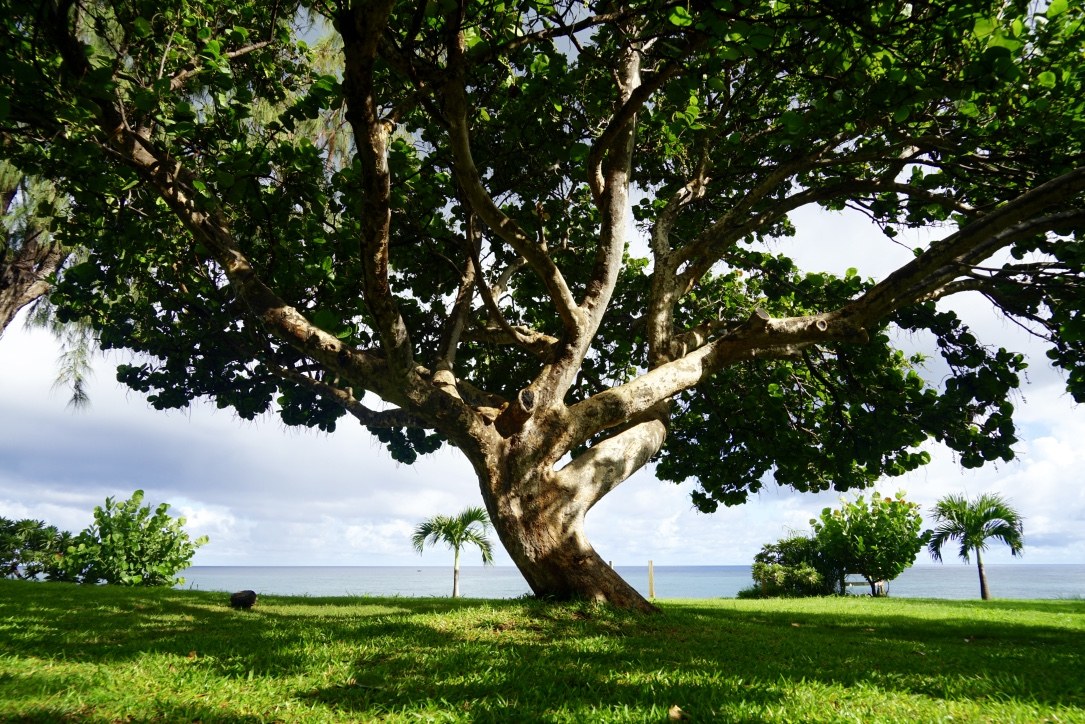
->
[519,549,658,613]
[489,493,658,613]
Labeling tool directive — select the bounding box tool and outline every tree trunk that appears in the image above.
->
[0,239,67,335]
[976,549,990,601]
[452,547,460,598]
[485,477,657,613]
[463,399,667,612]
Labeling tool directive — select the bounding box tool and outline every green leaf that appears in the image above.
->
[668,6,694,27]
[530,54,550,75]
[1047,0,1068,18]
[1037,71,1057,88]
[973,17,998,39]
[132,17,152,38]
[311,309,339,332]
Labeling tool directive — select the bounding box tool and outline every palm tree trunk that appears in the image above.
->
[976,548,990,600]
[452,547,461,598]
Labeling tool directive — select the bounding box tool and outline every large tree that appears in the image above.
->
[2,0,1083,609]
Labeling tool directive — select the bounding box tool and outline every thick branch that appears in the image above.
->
[586,36,702,201]
[440,12,579,334]
[843,171,1085,324]
[272,363,430,429]
[339,1,414,373]
[555,412,669,510]
[568,308,868,445]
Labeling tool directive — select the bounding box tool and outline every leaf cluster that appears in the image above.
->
[0,517,77,581]
[811,491,928,594]
[744,533,841,598]
[747,491,927,598]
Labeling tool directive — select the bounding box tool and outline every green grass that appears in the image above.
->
[1,580,1082,722]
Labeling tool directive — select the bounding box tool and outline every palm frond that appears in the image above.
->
[412,508,494,564]
[927,492,1024,563]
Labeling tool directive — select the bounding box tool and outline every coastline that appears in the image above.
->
[178,563,1085,601]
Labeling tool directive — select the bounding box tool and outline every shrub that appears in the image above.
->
[64,490,208,586]
[1,518,75,581]
[749,534,840,597]
[812,492,926,597]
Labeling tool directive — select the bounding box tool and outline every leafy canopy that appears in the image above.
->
[0,517,76,581]
[927,492,1025,564]
[0,0,1083,517]
[412,506,496,566]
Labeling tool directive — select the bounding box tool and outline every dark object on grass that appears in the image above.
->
[230,590,257,609]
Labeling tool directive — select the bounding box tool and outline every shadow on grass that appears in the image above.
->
[1,580,1082,721]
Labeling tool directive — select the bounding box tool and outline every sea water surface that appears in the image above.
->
[179,564,1085,600]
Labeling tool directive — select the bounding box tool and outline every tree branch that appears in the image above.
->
[168,40,273,92]
[271,363,430,429]
[339,1,415,373]
[466,219,558,359]
[555,411,669,510]
[843,172,1085,325]
[567,307,868,446]
[439,7,580,336]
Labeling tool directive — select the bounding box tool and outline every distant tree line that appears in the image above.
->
[1,490,207,586]
[741,492,926,599]
[742,492,1024,600]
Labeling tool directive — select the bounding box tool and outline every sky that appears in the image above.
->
[2,208,1083,571]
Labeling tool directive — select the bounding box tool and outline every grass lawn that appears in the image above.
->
[1,579,1082,722]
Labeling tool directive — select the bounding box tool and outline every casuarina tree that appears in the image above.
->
[0,161,68,335]
[927,492,1025,600]
[2,1,1083,609]
[412,506,495,598]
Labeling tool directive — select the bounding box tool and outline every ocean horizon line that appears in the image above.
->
[184,562,1073,568]
[177,563,1084,599]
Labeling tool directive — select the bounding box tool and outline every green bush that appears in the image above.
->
[749,492,927,598]
[812,492,926,597]
[2,518,60,579]
[63,490,208,586]
[749,534,840,597]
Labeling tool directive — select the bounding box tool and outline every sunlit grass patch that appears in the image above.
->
[1,580,1083,722]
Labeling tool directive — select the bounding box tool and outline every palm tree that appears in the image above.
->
[412,507,495,598]
[927,493,1025,600]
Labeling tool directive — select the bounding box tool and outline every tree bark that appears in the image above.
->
[0,237,67,335]
[473,430,660,613]
[489,489,657,612]
[976,549,990,601]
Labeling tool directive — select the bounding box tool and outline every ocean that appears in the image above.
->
[178,564,1085,601]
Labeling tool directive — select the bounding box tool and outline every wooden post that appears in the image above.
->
[648,560,655,600]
